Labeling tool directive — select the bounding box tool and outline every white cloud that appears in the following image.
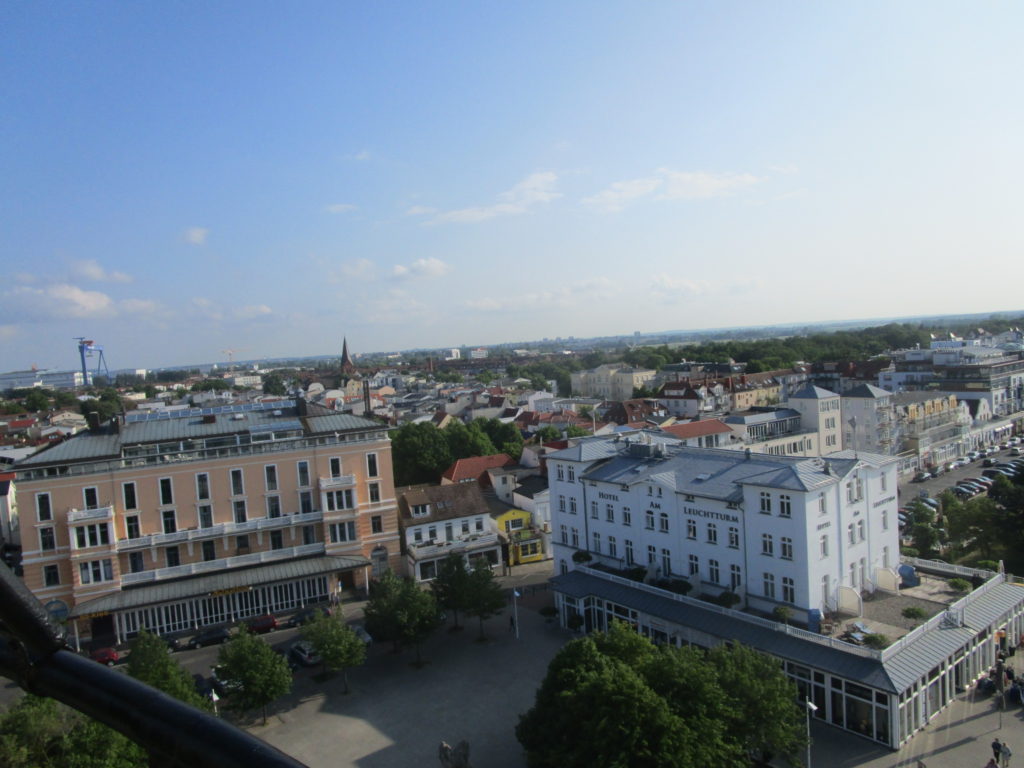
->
[184,227,209,246]
[657,169,760,200]
[583,168,761,212]
[582,177,663,212]
[465,277,617,313]
[234,304,273,320]
[73,259,133,283]
[347,149,371,162]
[0,324,17,340]
[650,274,712,296]
[405,205,437,216]
[14,272,36,284]
[392,257,452,280]
[46,284,116,318]
[325,203,357,214]
[190,296,223,321]
[433,172,561,223]
[336,258,375,281]
[120,298,159,314]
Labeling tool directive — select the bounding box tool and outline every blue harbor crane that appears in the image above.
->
[74,337,110,385]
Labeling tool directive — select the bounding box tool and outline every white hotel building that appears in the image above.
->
[546,433,1024,748]
[550,433,899,625]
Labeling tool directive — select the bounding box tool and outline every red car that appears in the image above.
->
[244,614,278,634]
[90,647,120,666]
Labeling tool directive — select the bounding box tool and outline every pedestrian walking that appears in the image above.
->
[994,739,1004,762]
[509,615,516,633]
[1001,742,1013,768]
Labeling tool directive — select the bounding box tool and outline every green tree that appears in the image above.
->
[516,622,802,768]
[464,558,506,640]
[390,422,452,486]
[566,425,590,438]
[431,552,472,630]
[262,373,287,396]
[708,642,804,764]
[364,570,440,663]
[215,628,293,724]
[363,570,406,651]
[302,613,366,692]
[478,418,523,460]
[126,629,210,710]
[24,388,51,412]
[0,694,145,768]
[477,369,494,385]
[396,577,441,666]
[444,419,496,461]
[535,426,561,443]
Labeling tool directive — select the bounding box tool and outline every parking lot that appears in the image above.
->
[899,440,1022,508]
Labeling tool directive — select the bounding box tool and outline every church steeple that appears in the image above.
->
[340,337,356,375]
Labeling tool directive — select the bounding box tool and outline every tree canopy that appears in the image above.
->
[0,694,146,768]
[516,622,804,768]
[302,613,366,692]
[390,422,452,486]
[126,629,210,711]
[215,628,293,724]
[363,570,441,663]
[431,552,472,630]
[464,558,506,640]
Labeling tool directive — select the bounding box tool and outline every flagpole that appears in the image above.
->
[513,589,520,640]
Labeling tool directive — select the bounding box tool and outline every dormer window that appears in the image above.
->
[412,504,431,517]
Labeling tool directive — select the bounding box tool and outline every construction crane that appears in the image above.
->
[74,337,110,386]
[220,348,248,372]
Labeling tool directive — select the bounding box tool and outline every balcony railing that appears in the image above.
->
[319,475,355,490]
[120,542,326,585]
[115,510,324,552]
[406,532,500,561]
[67,505,114,523]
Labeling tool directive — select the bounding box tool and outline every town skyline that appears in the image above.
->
[3,3,1022,369]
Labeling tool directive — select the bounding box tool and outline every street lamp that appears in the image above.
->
[805,698,818,768]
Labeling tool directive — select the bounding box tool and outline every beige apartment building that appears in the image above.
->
[570,364,656,401]
[14,399,400,645]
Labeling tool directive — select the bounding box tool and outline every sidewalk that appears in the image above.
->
[812,686,1024,768]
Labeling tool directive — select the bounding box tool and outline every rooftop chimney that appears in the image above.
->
[86,411,101,431]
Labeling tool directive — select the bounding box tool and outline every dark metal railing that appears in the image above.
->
[0,561,307,768]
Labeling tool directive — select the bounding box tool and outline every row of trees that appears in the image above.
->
[390,419,525,486]
[516,621,805,768]
[363,556,507,663]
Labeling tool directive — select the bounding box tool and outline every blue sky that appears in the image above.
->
[2,2,1022,370]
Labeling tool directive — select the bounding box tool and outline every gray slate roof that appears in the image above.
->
[723,408,801,425]
[70,554,369,617]
[788,384,839,399]
[551,571,1024,696]
[551,569,896,691]
[843,384,893,399]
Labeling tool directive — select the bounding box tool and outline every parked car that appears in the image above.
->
[919,496,940,509]
[983,458,998,467]
[967,451,980,461]
[286,605,332,628]
[244,614,278,634]
[351,624,373,645]
[90,647,120,666]
[209,665,239,697]
[965,477,993,487]
[912,472,930,483]
[1012,447,1023,456]
[160,634,181,652]
[187,625,232,649]
[289,640,322,667]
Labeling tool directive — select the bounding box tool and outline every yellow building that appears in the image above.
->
[491,507,544,565]
[14,399,401,645]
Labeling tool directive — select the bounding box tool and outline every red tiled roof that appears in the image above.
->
[442,453,515,484]
[661,419,733,439]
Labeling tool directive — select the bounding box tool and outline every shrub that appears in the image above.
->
[625,567,648,582]
[715,591,741,609]
[863,633,889,649]
[665,579,693,596]
[900,547,919,557]
[772,605,792,624]
[974,560,999,572]
[902,606,926,620]
[572,551,593,564]
[948,578,972,593]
